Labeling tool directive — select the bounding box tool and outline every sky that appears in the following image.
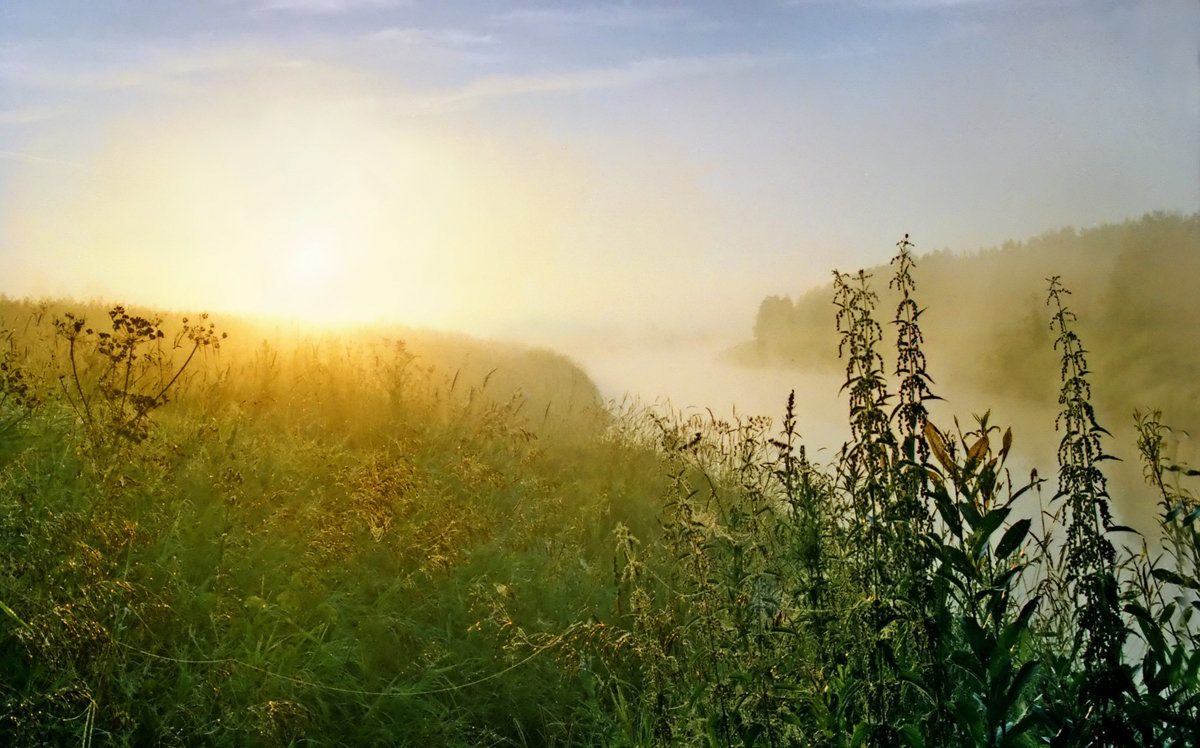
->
[1,0,1197,344]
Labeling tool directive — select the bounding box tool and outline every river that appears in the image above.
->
[560,336,1167,541]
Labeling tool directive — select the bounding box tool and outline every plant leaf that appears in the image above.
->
[899,724,925,748]
[925,421,955,474]
[994,519,1032,561]
[967,435,990,464]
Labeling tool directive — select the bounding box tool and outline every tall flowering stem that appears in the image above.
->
[890,234,936,531]
[1047,276,1133,744]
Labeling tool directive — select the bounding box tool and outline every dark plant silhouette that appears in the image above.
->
[52,306,224,444]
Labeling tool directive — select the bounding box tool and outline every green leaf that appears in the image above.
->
[993,566,1023,591]
[1153,567,1200,591]
[899,724,925,748]
[0,599,33,632]
[949,694,985,738]
[1005,660,1040,710]
[998,597,1039,655]
[933,489,963,538]
[1123,602,1153,624]
[986,641,1015,692]
[1125,602,1166,650]
[1002,708,1050,747]
[1185,647,1200,687]
[951,650,986,685]
[962,615,990,662]
[994,518,1032,561]
[740,723,765,747]
[848,721,871,748]
[969,507,1011,560]
[961,500,983,533]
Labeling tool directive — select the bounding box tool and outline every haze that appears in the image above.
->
[1,0,1197,345]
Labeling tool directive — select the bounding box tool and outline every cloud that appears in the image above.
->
[247,0,411,13]
[493,4,695,31]
[0,107,60,126]
[366,27,495,47]
[778,0,1000,7]
[864,0,1000,7]
[0,45,246,93]
[0,149,78,166]
[419,52,774,110]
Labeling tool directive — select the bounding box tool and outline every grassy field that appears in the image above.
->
[2,239,1198,745]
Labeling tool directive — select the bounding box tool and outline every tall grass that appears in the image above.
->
[2,225,1198,746]
[0,299,665,745]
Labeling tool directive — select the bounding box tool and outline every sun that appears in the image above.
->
[284,230,340,289]
[262,224,362,323]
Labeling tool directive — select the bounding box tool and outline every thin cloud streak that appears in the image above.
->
[778,0,1000,6]
[493,4,696,30]
[245,0,412,14]
[0,46,246,93]
[0,149,78,167]
[417,52,780,111]
[366,27,495,47]
[0,107,60,126]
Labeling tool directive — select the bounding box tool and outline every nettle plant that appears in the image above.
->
[52,305,225,445]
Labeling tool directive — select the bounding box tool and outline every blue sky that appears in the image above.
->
[1,0,1197,340]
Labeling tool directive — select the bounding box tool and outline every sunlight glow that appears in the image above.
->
[283,229,341,289]
[4,86,593,334]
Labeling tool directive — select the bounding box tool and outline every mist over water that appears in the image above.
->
[562,338,844,448]
[561,335,1173,543]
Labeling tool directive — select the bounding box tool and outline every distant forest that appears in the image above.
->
[732,211,1200,431]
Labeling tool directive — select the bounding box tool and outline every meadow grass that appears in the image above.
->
[1,300,669,745]
[1,233,1198,747]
